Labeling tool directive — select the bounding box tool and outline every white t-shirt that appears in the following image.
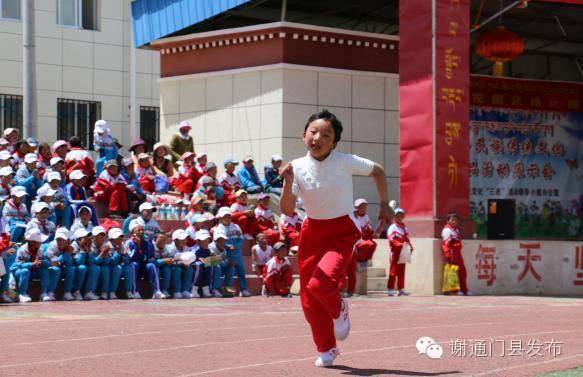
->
[291,151,374,220]
[252,244,273,265]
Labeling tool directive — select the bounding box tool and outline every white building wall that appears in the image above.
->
[0,0,160,147]
[159,64,399,220]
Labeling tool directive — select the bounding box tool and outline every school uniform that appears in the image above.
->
[2,198,31,241]
[0,181,12,203]
[125,236,160,296]
[291,150,373,352]
[75,242,101,295]
[251,244,273,276]
[131,216,160,241]
[347,213,377,294]
[217,171,240,205]
[263,255,293,296]
[110,241,133,295]
[254,205,280,244]
[70,219,94,235]
[441,224,468,294]
[70,241,88,297]
[43,241,75,296]
[94,132,119,176]
[165,243,194,296]
[65,183,98,225]
[93,243,122,298]
[279,212,302,248]
[213,223,248,292]
[236,165,263,194]
[11,243,60,298]
[171,165,201,196]
[209,241,232,292]
[14,166,42,197]
[387,222,410,291]
[230,202,259,237]
[93,170,129,214]
[25,218,56,243]
[193,247,211,291]
[154,244,180,296]
[136,166,156,193]
[0,233,14,294]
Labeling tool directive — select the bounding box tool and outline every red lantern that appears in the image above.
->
[475,26,524,76]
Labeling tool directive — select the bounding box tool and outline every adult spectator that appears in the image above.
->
[169,121,195,162]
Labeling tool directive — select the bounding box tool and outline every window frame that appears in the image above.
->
[57,98,101,150]
[57,0,98,30]
[139,106,160,148]
[0,0,22,21]
[0,93,23,133]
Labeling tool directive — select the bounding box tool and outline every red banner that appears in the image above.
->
[435,0,471,218]
[471,75,583,112]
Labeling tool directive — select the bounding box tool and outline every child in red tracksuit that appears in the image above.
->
[263,242,293,297]
[172,152,202,199]
[280,109,389,368]
[93,160,129,217]
[441,212,470,296]
[345,198,378,297]
[254,193,281,245]
[279,211,302,252]
[230,190,259,240]
[387,208,413,296]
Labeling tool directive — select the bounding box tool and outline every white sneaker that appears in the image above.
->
[398,290,410,296]
[290,246,299,253]
[153,290,166,299]
[315,347,340,367]
[201,286,212,298]
[173,292,183,299]
[126,291,134,299]
[133,291,142,299]
[261,285,268,297]
[42,294,52,302]
[1,293,15,303]
[62,292,74,301]
[85,291,99,300]
[457,291,465,296]
[239,289,252,297]
[109,293,118,300]
[48,292,57,301]
[211,289,223,298]
[387,289,397,296]
[182,290,191,298]
[162,291,170,297]
[74,291,83,301]
[100,293,109,300]
[190,289,200,298]
[333,298,350,341]
[19,294,32,303]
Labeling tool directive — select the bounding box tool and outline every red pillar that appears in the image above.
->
[399,0,471,237]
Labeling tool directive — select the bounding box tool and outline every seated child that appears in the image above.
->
[2,186,31,241]
[42,228,75,301]
[251,233,273,281]
[93,160,130,217]
[263,242,293,297]
[254,193,280,244]
[230,190,260,240]
[167,229,196,299]
[70,206,95,235]
[125,223,166,299]
[193,230,213,298]
[153,232,180,298]
[65,170,98,225]
[25,202,56,243]
[279,211,302,252]
[136,153,156,194]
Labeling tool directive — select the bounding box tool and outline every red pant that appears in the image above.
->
[232,214,260,236]
[173,177,194,195]
[139,176,155,193]
[298,215,361,352]
[387,249,406,290]
[354,239,377,262]
[450,252,468,294]
[282,225,300,247]
[264,267,293,295]
[95,184,128,213]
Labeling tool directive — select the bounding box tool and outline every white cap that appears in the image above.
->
[195,229,211,241]
[37,186,57,198]
[199,176,214,185]
[213,231,227,241]
[354,198,368,207]
[69,170,86,180]
[271,154,283,162]
[3,128,17,136]
[10,186,27,197]
[94,119,108,133]
[52,140,68,151]
[50,156,64,166]
[179,120,191,130]
[0,150,12,160]
[25,228,48,243]
[24,153,37,164]
[46,171,62,182]
[243,155,253,162]
[33,202,50,214]
[205,161,216,170]
[128,219,142,232]
[55,228,70,240]
[121,157,133,167]
[0,138,8,146]
[172,229,189,241]
[137,153,149,160]
[108,228,124,239]
[139,202,155,212]
[78,206,92,215]
[91,226,106,236]
[197,152,207,158]
[153,142,167,154]
[0,166,13,176]
[216,207,232,218]
[394,207,405,215]
[73,228,90,240]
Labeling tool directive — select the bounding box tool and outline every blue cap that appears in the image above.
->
[394,208,405,215]
[26,137,39,147]
[223,158,239,167]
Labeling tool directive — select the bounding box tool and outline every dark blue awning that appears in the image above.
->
[131,0,251,47]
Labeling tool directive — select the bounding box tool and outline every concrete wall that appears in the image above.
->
[372,238,583,297]
[159,63,399,216]
[0,0,159,146]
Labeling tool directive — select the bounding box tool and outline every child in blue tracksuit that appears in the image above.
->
[11,229,60,303]
[214,207,251,297]
[91,226,122,300]
[71,228,99,301]
[65,170,99,226]
[3,186,31,242]
[42,228,75,301]
[123,202,160,239]
[14,153,43,198]
[167,229,196,298]
[25,202,56,243]
[107,227,133,299]
[153,232,180,298]
[125,223,165,299]
[208,230,232,298]
[193,230,213,298]
[70,206,95,235]
[43,171,70,227]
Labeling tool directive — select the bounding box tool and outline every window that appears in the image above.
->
[1,0,21,20]
[0,94,23,133]
[140,106,160,147]
[57,99,100,149]
[57,0,97,30]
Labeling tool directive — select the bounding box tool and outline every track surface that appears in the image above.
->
[1,295,582,376]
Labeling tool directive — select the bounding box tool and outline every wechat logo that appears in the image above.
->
[416,336,444,360]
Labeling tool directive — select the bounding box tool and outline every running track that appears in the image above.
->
[1,295,582,376]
